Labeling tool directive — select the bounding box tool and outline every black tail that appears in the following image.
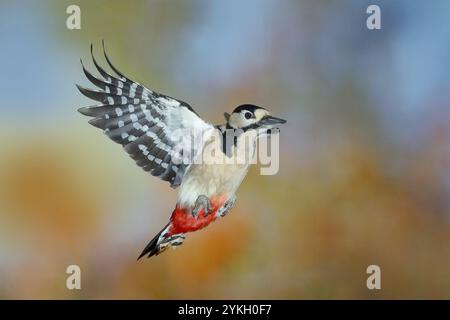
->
[137,224,187,260]
[137,223,169,260]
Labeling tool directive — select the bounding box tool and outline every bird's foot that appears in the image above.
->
[217,195,237,218]
[192,195,213,218]
[163,234,186,248]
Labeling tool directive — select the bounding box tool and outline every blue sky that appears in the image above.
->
[0,0,449,136]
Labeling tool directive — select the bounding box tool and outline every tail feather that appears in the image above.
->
[137,223,186,260]
[137,223,169,260]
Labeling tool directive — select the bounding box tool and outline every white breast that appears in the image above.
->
[177,130,257,207]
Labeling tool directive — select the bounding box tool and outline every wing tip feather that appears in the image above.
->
[78,106,93,116]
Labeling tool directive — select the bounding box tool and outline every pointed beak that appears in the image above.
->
[260,115,287,127]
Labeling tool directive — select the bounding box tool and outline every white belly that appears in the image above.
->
[177,163,250,207]
[177,129,257,207]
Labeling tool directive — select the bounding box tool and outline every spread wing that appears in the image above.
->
[77,43,213,188]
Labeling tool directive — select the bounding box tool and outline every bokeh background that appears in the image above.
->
[0,0,449,299]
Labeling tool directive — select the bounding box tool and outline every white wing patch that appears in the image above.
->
[77,44,213,188]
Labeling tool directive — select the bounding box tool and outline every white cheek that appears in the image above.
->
[241,118,255,127]
[230,113,258,128]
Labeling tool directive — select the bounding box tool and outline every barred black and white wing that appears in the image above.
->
[77,44,213,188]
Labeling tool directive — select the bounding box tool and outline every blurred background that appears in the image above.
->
[0,0,449,299]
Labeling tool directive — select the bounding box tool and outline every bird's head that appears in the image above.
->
[224,104,286,134]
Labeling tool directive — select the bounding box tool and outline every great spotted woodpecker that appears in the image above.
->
[77,43,286,259]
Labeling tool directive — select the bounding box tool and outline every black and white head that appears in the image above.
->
[224,104,286,134]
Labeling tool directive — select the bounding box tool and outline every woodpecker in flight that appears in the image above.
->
[77,44,286,259]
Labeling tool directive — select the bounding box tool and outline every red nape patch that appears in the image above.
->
[168,196,227,235]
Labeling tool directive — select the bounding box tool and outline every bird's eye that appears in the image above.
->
[244,112,252,120]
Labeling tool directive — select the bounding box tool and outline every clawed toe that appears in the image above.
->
[192,195,212,218]
[217,195,237,217]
